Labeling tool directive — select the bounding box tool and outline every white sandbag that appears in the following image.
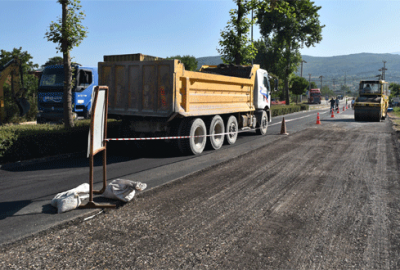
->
[51,183,90,214]
[102,179,147,202]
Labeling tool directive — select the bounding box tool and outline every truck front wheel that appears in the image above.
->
[178,118,207,155]
[256,110,268,135]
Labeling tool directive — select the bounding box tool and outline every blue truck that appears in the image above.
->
[37,65,98,123]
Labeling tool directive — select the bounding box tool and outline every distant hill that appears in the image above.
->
[197,53,400,91]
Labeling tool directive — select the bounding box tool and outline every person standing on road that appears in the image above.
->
[330,98,336,111]
[335,97,340,110]
[351,98,355,109]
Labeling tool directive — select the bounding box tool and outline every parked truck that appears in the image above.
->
[308,88,321,104]
[98,54,277,155]
[36,65,98,123]
[354,80,389,121]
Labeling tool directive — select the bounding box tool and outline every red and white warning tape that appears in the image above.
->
[105,127,260,141]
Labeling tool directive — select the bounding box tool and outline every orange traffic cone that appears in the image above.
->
[316,113,321,124]
[343,106,345,111]
[280,117,289,135]
[331,108,335,118]
[337,107,340,114]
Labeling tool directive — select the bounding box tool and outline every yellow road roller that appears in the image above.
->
[354,80,389,122]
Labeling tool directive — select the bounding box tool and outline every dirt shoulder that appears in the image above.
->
[1,119,400,269]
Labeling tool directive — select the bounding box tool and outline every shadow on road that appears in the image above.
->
[0,200,35,220]
[1,132,262,173]
[1,141,185,172]
[321,119,356,123]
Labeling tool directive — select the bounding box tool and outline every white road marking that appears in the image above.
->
[270,110,331,126]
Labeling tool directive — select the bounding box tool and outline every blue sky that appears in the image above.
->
[1,0,399,67]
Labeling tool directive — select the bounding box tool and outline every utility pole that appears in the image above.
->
[319,75,323,89]
[300,60,307,102]
[333,79,336,94]
[301,60,307,78]
[382,60,387,80]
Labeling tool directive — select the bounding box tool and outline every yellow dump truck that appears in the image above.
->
[98,54,277,155]
[354,80,389,122]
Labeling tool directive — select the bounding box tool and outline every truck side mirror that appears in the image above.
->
[274,79,279,91]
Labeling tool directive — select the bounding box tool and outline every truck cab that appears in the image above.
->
[308,88,321,104]
[37,65,98,123]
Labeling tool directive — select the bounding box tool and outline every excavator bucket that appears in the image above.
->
[15,97,30,117]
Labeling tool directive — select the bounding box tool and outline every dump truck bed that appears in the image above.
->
[98,60,258,118]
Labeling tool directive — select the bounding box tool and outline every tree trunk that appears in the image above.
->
[61,0,74,128]
[235,0,245,65]
[285,44,291,106]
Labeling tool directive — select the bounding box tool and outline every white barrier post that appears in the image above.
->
[80,86,116,209]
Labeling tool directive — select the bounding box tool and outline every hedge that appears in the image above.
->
[271,104,309,117]
[0,120,120,164]
[0,104,309,164]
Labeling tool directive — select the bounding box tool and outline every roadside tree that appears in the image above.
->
[41,56,63,68]
[389,82,400,96]
[290,76,308,103]
[217,0,257,65]
[257,0,324,105]
[166,55,198,71]
[45,0,87,128]
[320,85,334,98]
[0,47,39,122]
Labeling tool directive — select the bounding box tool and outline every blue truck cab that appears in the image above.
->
[37,65,98,123]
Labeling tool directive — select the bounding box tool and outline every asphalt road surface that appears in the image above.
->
[0,104,329,245]
[2,105,400,269]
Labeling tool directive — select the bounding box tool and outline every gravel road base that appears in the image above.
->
[1,119,400,269]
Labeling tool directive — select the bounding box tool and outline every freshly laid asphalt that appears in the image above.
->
[0,103,340,246]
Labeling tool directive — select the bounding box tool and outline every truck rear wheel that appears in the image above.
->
[256,110,268,135]
[207,115,225,150]
[178,118,207,155]
[225,115,238,145]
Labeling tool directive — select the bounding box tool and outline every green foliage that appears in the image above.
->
[290,75,308,96]
[390,82,400,96]
[271,104,309,117]
[166,55,198,71]
[320,85,334,97]
[0,48,39,123]
[45,0,88,53]
[0,120,120,163]
[41,56,63,68]
[257,0,324,105]
[310,81,318,89]
[0,47,39,73]
[257,0,324,49]
[217,0,257,65]
[45,0,88,128]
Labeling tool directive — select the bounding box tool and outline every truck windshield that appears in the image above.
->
[360,82,380,94]
[40,67,64,87]
[311,93,320,97]
[40,66,77,87]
